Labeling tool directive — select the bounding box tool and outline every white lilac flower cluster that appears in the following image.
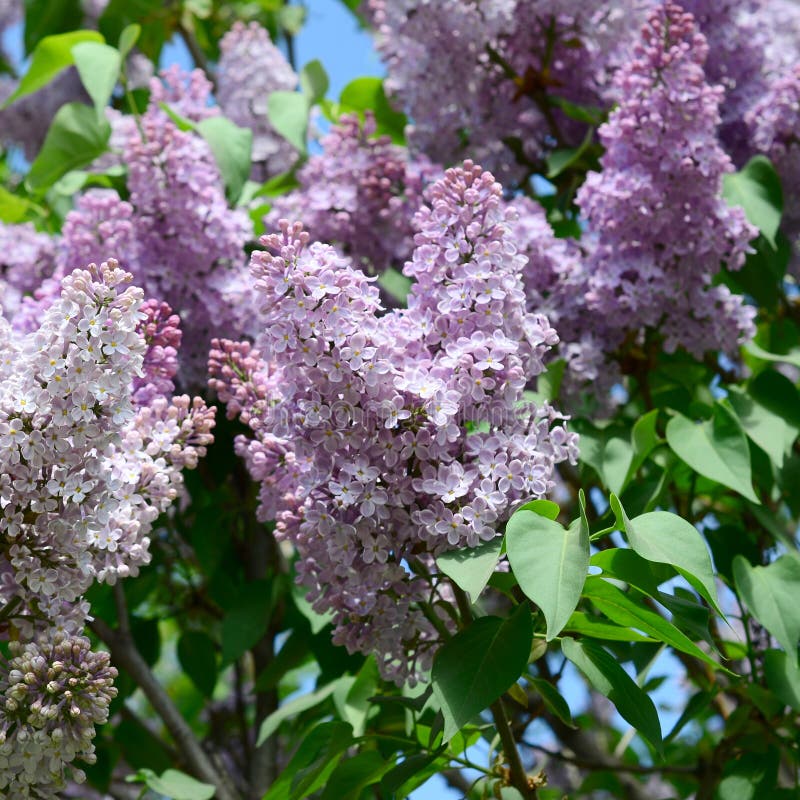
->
[210,162,578,683]
[0,261,214,796]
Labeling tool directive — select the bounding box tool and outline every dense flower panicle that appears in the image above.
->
[0,223,57,320]
[509,197,618,403]
[746,65,800,270]
[217,21,298,180]
[0,635,117,798]
[132,299,182,406]
[59,190,138,274]
[149,65,218,122]
[266,113,441,271]
[120,111,253,383]
[213,163,578,683]
[576,2,757,359]
[364,0,648,183]
[670,0,770,162]
[0,261,215,795]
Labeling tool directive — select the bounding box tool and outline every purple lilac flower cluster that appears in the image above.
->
[507,197,617,404]
[266,112,440,273]
[746,65,800,270]
[211,162,578,682]
[575,2,757,360]
[13,68,254,386]
[363,0,648,184]
[0,261,215,794]
[217,21,298,180]
[0,223,58,320]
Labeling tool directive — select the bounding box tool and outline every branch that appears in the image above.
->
[179,22,215,88]
[524,741,695,776]
[542,711,653,800]
[491,698,539,799]
[91,590,241,800]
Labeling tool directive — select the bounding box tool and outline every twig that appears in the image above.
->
[90,607,240,800]
[524,741,695,775]
[179,22,215,88]
[490,698,539,800]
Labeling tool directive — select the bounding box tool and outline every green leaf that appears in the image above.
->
[319,751,392,800]
[377,266,412,304]
[196,116,253,203]
[176,631,217,698]
[715,750,779,800]
[727,387,797,467]
[564,610,656,643]
[381,753,443,796]
[733,555,800,664]
[431,605,532,741]
[529,677,574,726]
[590,548,670,598]
[27,102,111,192]
[256,680,342,747]
[626,409,660,483]
[723,155,783,248]
[0,187,37,223]
[23,0,84,54]
[127,768,214,800]
[665,690,714,741]
[748,369,800,430]
[561,638,662,753]
[537,358,566,403]
[339,657,379,737]
[3,30,104,108]
[338,76,407,143]
[514,498,560,520]
[665,406,759,503]
[262,721,352,800]
[763,649,800,711]
[545,126,595,179]
[300,59,329,103]
[506,505,589,640]
[745,341,800,369]
[436,537,503,602]
[279,4,307,34]
[583,578,722,670]
[117,23,141,61]
[610,498,722,615]
[220,580,273,666]
[268,91,309,154]
[548,95,605,124]
[575,421,633,495]
[98,0,173,60]
[72,41,121,116]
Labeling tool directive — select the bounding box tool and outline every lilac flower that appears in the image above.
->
[217,21,298,180]
[364,1,648,184]
[746,65,800,271]
[266,113,440,271]
[212,162,578,683]
[0,260,215,795]
[0,634,117,797]
[576,2,757,360]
